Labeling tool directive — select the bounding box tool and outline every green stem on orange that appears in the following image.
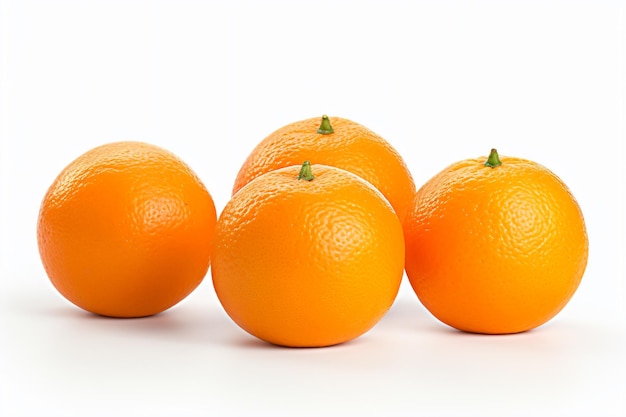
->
[298,160,315,181]
[484,148,502,168]
[317,115,334,134]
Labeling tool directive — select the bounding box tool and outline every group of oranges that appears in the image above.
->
[36,115,589,347]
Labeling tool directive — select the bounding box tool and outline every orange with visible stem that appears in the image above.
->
[232,115,416,221]
[403,149,589,334]
[213,161,405,347]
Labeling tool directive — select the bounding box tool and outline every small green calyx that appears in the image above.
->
[298,160,315,181]
[484,148,502,168]
[317,115,334,134]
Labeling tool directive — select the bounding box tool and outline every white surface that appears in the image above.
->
[1,1,625,416]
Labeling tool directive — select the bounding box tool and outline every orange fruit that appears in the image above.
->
[232,115,416,221]
[37,141,217,318]
[403,149,589,334]
[212,162,405,347]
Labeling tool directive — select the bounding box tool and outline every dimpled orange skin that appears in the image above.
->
[37,141,217,318]
[403,152,589,334]
[232,116,416,221]
[212,164,405,347]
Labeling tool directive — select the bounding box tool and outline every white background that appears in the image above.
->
[1,1,625,416]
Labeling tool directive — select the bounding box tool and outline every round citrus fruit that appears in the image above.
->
[37,141,217,318]
[232,115,416,221]
[212,162,405,347]
[403,149,589,334]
